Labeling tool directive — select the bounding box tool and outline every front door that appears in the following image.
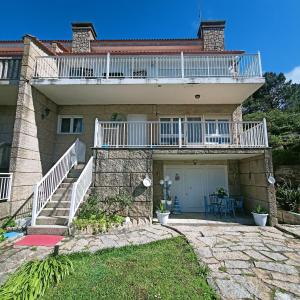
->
[127,114,147,146]
[165,165,228,213]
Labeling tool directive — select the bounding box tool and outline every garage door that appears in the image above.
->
[165,165,228,212]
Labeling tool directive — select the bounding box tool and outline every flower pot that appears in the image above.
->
[156,211,170,225]
[161,200,166,204]
[252,212,268,226]
[167,200,172,206]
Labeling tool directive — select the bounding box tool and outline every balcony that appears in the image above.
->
[31,53,265,105]
[0,57,22,105]
[0,58,21,81]
[94,119,268,149]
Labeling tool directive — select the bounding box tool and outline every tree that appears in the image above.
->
[243,72,300,114]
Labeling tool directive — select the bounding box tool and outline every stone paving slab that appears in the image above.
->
[0,225,178,285]
[169,224,300,300]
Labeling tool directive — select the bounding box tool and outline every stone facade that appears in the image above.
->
[199,21,225,51]
[93,149,153,219]
[0,106,16,145]
[239,150,277,225]
[71,23,97,53]
[8,36,58,216]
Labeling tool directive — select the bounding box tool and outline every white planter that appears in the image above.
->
[167,200,172,206]
[161,200,166,204]
[252,212,268,226]
[156,211,170,225]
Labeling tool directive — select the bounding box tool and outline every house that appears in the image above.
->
[0,21,277,234]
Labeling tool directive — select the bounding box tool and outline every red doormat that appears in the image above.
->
[15,235,64,247]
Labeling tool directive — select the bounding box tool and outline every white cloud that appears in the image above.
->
[285,66,300,83]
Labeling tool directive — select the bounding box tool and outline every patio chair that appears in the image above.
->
[208,194,221,216]
[234,196,245,215]
[204,195,214,216]
[219,196,236,218]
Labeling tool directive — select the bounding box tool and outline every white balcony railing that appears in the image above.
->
[0,173,13,201]
[94,119,268,149]
[34,53,262,80]
[0,58,21,80]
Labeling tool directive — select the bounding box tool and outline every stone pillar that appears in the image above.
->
[198,21,225,51]
[71,22,97,53]
[9,36,58,215]
[93,149,153,219]
[239,151,277,226]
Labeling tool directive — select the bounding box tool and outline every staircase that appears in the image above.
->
[28,139,93,236]
[28,164,89,235]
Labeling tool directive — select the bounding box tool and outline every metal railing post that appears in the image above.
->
[178,119,182,148]
[258,51,263,77]
[31,184,39,226]
[181,52,184,78]
[263,118,269,147]
[94,118,99,147]
[106,53,110,79]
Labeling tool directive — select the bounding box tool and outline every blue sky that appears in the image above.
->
[1,0,300,81]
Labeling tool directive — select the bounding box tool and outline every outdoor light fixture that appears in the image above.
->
[41,107,50,119]
[143,174,152,187]
[194,94,201,100]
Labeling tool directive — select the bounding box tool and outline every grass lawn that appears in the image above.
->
[43,237,216,300]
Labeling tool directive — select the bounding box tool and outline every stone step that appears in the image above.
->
[67,170,82,178]
[27,225,68,236]
[74,163,85,170]
[40,208,70,217]
[46,201,71,209]
[52,193,71,202]
[59,182,74,189]
[63,178,77,183]
[55,187,73,195]
[36,216,68,226]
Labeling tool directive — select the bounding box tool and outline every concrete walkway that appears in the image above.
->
[0,225,178,285]
[168,224,300,300]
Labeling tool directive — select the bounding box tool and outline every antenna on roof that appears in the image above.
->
[198,0,203,22]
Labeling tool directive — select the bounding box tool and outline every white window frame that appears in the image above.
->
[57,115,83,134]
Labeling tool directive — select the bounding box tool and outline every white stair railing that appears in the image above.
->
[31,139,84,226]
[0,173,13,201]
[68,156,93,226]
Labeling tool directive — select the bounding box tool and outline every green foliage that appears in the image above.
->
[42,237,217,300]
[157,202,168,213]
[276,181,300,213]
[74,194,126,233]
[0,254,73,300]
[0,228,6,242]
[215,187,228,198]
[1,217,16,229]
[103,192,134,215]
[253,204,268,214]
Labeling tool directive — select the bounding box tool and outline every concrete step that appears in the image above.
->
[55,187,73,195]
[36,216,68,226]
[27,225,68,236]
[74,163,85,170]
[63,178,77,184]
[68,170,81,178]
[46,201,71,209]
[59,182,74,189]
[40,208,70,217]
[52,193,71,202]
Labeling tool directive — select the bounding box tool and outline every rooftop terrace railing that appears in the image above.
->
[0,58,22,80]
[34,53,262,80]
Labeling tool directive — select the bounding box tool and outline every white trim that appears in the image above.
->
[57,115,84,134]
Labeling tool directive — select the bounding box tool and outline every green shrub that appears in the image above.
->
[276,181,300,213]
[0,228,6,242]
[1,217,16,229]
[102,192,134,215]
[0,254,73,300]
[253,204,268,214]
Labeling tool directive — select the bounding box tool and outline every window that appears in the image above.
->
[58,116,83,134]
[205,119,230,144]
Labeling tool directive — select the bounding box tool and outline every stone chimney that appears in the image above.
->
[71,22,97,53]
[198,20,225,51]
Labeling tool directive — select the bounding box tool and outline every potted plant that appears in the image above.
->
[215,187,228,198]
[252,205,268,226]
[156,203,170,225]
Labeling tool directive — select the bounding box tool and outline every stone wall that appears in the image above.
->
[239,150,277,225]
[275,165,300,185]
[203,28,225,51]
[93,149,153,219]
[8,36,58,216]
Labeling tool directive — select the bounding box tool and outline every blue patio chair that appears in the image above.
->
[208,194,221,216]
[219,196,235,218]
[234,196,245,215]
[204,195,214,216]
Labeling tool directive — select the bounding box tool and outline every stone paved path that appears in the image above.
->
[168,224,300,300]
[0,225,178,285]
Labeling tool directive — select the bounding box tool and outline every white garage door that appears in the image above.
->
[165,165,228,212]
